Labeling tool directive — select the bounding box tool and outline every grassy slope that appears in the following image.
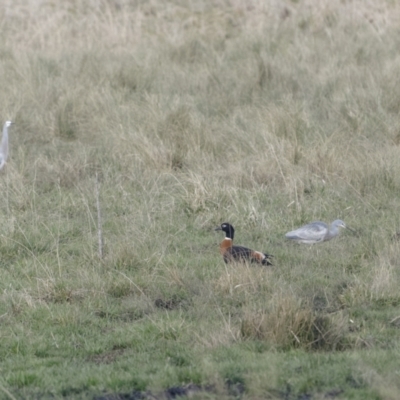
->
[0,0,400,398]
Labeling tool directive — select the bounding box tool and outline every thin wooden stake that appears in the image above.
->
[95,172,103,259]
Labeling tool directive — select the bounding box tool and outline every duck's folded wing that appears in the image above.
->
[228,246,253,259]
[228,246,271,264]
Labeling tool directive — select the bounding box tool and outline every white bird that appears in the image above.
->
[0,121,13,170]
[285,219,347,244]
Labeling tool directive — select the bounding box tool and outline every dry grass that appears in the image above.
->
[241,291,350,351]
[1,0,400,398]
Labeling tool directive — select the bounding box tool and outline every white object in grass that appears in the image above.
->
[285,220,348,244]
[0,121,13,170]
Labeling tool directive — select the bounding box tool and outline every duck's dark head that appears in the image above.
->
[215,222,235,239]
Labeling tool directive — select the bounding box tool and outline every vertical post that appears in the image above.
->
[95,172,103,259]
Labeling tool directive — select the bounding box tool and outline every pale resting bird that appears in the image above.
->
[0,121,13,170]
[285,219,347,244]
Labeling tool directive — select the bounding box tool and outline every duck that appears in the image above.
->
[215,222,272,265]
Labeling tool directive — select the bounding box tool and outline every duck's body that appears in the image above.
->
[285,219,346,244]
[216,223,272,265]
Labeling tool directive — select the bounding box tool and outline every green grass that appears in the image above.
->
[1,1,400,399]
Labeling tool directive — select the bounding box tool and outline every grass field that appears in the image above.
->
[1,0,400,399]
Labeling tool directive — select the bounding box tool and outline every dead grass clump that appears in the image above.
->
[158,107,196,170]
[112,245,146,272]
[2,289,43,315]
[213,264,271,297]
[41,281,84,304]
[107,281,134,299]
[241,294,349,351]
[179,172,228,216]
[112,61,156,93]
[338,282,368,309]
[169,38,210,65]
[55,100,79,141]
[262,105,309,145]
[88,345,126,365]
[370,262,395,300]
[368,245,400,304]
[154,294,188,311]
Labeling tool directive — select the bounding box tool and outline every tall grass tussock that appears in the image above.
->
[1,0,400,398]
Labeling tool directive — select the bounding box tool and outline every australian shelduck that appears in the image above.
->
[215,222,272,265]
